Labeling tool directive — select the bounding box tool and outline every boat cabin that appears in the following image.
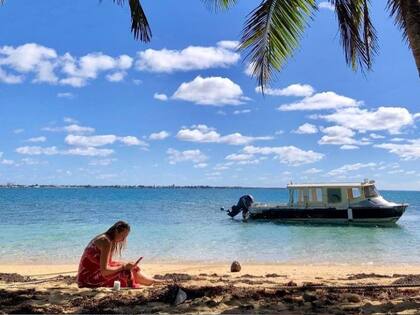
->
[287,180,379,210]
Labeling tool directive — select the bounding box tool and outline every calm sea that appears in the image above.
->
[0,188,419,265]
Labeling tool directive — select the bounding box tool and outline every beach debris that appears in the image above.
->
[303,291,317,302]
[286,280,298,287]
[154,273,193,282]
[265,273,287,278]
[173,287,187,306]
[346,273,392,280]
[392,274,420,285]
[0,273,31,283]
[343,293,362,303]
[230,261,241,272]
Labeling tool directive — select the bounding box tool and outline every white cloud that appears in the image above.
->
[242,145,324,166]
[225,153,254,161]
[20,158,42,165]
[233,109,251,115]
[64,124,95,135]
[275,130,284,135]
[65,134,147,147]
[374,139,420,160]
[216,40,239,50]
[244,62,256,76]
[0,153,14,165]
[0,43,134,87]
[256,84,315,97]
[16,146,59,155]
[303,168,322,174]
[63,117,79,124]
[391,137,406,142]
[292,123,318,134]
[57,92,75,99]
[278,91,360,111]
[61,53,133,87]
[213,164,230,171]
[369,133,385,139]
[172,76,248,106]
[26,136,47,143]
[0,43,58,83]
[327,163,376,176]
[89,158,116,166]
[1,159,14,165]
[13,129,24,134]
[318,1,335,11]
[166,148,208,165]
[193,163,208,169]
[149,131,170,140]
[42,124,95,135]
[119,136,147,147]
[105,71,126,82]
[16,145,114,157]
[0,68,23,83]
[154,93,168,101]
[66,147,114,157]
[320,107,414,134]
[176,124,272,145]
[318,125,370,147]
[135,41,239,73]
[340,145,360,150]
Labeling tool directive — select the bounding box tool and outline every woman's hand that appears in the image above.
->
[123,262,136,270]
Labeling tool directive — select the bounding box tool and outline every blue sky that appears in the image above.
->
[0,0,419,189]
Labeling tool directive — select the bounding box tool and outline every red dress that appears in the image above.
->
[77,240,140,288]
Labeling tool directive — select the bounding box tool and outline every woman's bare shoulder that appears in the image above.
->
[93,234,111,249]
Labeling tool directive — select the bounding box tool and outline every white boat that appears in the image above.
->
[228,180,408,224]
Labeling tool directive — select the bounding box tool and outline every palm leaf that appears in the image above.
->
[202,0,238,11]
[387,0,420,76]
[112,0,151,42]
[239,0,316,90]
[333,0,377,71]
[387,0,407,39]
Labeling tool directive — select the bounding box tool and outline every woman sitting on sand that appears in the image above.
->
[77,220,158,288]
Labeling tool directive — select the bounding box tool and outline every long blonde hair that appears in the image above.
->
[104,221,130,257]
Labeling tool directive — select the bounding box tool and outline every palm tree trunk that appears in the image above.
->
[400,0,420,77]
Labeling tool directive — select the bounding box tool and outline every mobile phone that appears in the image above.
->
[135,256,143,265]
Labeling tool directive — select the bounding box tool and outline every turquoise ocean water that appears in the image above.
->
[0,188,419,264]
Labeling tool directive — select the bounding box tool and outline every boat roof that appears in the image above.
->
[287,181,375,188]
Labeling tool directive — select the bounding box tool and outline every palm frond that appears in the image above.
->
[239,0,316,89]
[333,0,377,71]
[202,0,238,11]
[387,0,406,39]
[112,0,151,42]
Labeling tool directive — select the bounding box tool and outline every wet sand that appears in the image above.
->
[1,263,420,314]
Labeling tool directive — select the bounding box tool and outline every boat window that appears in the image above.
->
[289,189,297,205]
[364,185,379,198]
[327,188,342,203]
[352,187,361,198]
[298,189,304,203]
[309,188,323,202]
[316,188,323,201]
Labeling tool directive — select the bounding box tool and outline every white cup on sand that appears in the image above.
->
[113,280,121,291]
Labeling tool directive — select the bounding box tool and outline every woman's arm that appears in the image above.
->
[96,238,128,277]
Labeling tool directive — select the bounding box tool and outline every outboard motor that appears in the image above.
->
[227,195,254,220]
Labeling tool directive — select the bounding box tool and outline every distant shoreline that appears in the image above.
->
[0,184,419,191]
[0,184,284,189]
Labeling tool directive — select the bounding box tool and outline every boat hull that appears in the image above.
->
[249,204,407,224]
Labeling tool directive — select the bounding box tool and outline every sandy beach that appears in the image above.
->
[1,262,420,314]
